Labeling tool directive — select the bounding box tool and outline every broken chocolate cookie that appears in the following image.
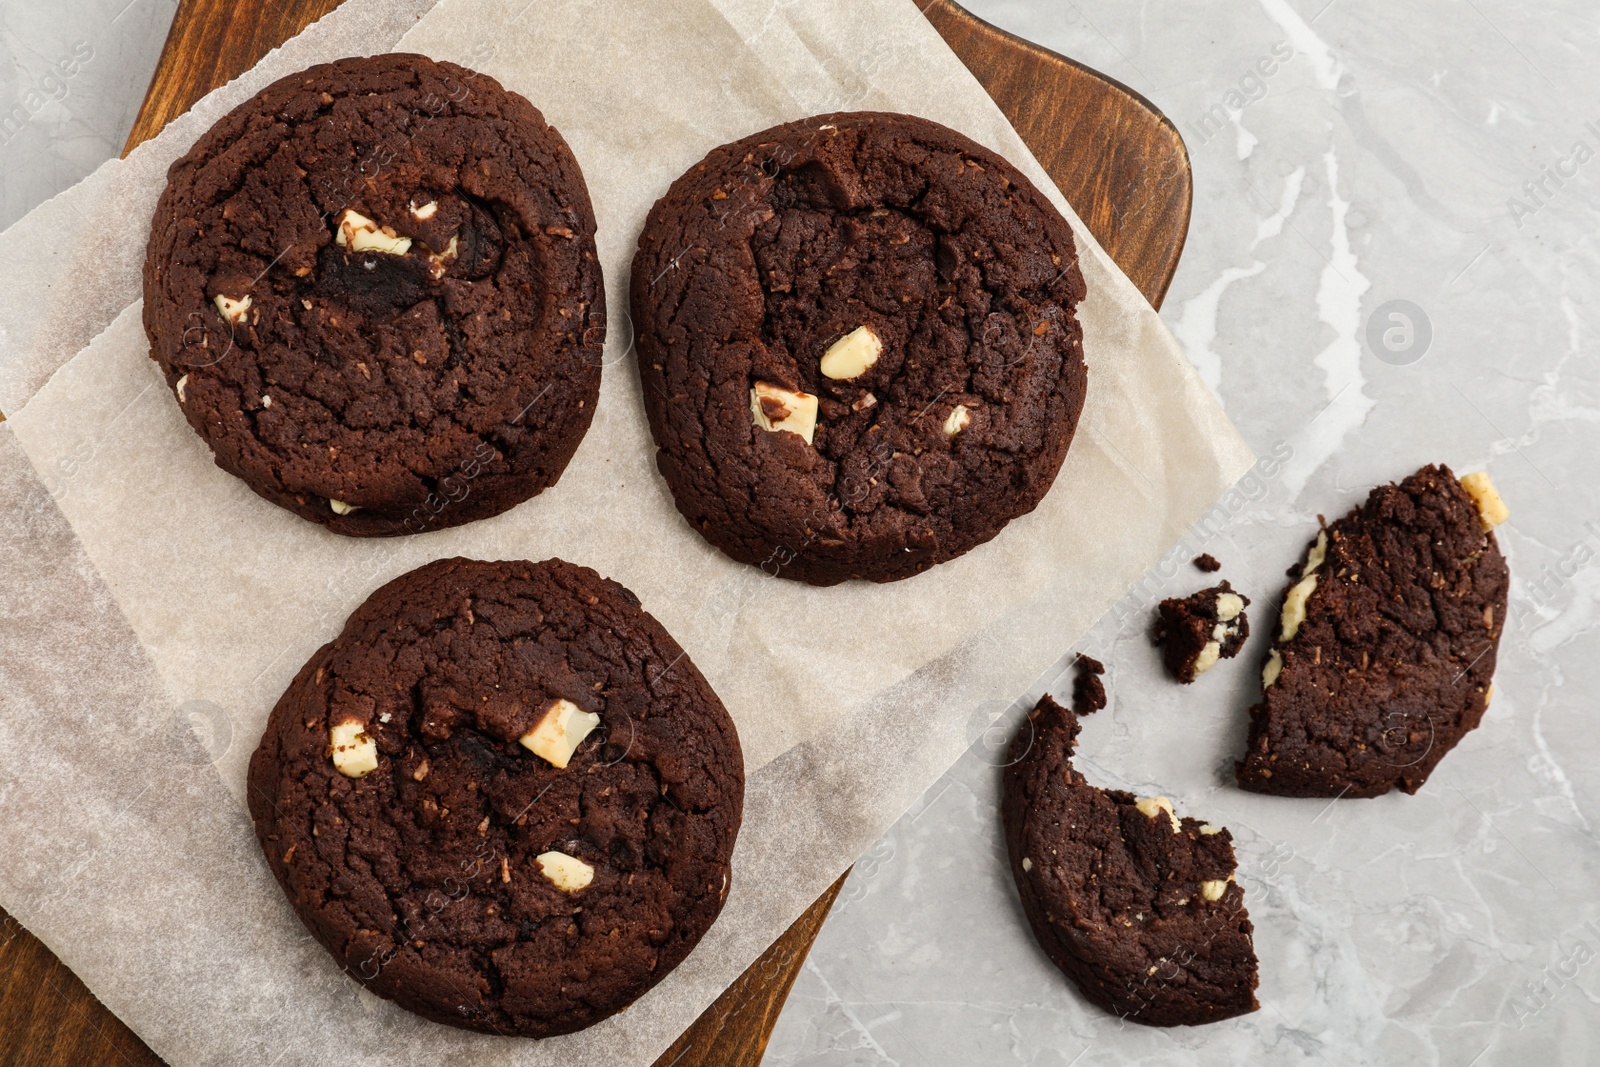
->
[1154,582,1250,683]
[1002,695,1260,1026]
[1236,464,1510,797]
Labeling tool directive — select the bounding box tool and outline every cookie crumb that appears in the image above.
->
[1070,654,1106,716]
[1193,553,1221,573]
[1154,582,1250,683]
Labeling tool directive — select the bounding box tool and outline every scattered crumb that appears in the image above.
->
[1193,553,1221,573]
[1153,582,1250,684]
[1071,654,1107,716]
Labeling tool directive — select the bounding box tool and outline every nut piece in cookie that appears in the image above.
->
[1001,695,1260,1026]
[750,381,818,445]
[1237,464,1510,797]
[519,698,600,770]
[1153,581,1250,683]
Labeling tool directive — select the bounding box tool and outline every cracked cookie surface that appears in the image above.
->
[247,557,744,1037]
[1002,695,1260,1026]
[1236,464,1509,797]
[631,111,1087,584]
[144,54,603,536]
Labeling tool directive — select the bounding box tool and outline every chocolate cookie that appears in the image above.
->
[1002,695,1260,1026]
[144,54,604,536]
[1154,581,1250,683]
[1236,465,1510,797]
[247,558,744,1037]
[631,111,1087,584]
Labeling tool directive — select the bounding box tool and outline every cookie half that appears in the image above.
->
[1236,465,1510,797]
[1002,695,1260,1026]
[144,54,604,536]
[247,558,744,1036]
[631,111,1087,584]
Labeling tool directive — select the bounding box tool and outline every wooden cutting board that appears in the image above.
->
[0,2,1189,1064]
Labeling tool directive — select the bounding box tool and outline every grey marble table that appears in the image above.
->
[0,0,177,232]
[3,1,1596,1064]
[765,1,1600,1064]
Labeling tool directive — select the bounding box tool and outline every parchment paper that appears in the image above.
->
[0,0,1254,1063]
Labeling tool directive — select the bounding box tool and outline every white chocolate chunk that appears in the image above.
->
[1302,530,1329,577]
[328,498,360,515]
[1135,795,1182,833]
[1262,649,1283,688]
[820,325,882,380]
[1199,823,1222,835]
[518,698,601,770]
[750,382,818,445]
[213,293,252,324]
[261,394,272,408]
[1022,857,1033,872]
[1279,573,1318,642]
[1191,603,1244,679]
[330,719,378,778]
[943,404,971,437]
[410,199,439,220]
[536,850,594,893]
[427,234,459,278]
[335,209,412,255]
[1459,471,1509,531]
[175,374,188,403]
[1200,878,1229,902]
